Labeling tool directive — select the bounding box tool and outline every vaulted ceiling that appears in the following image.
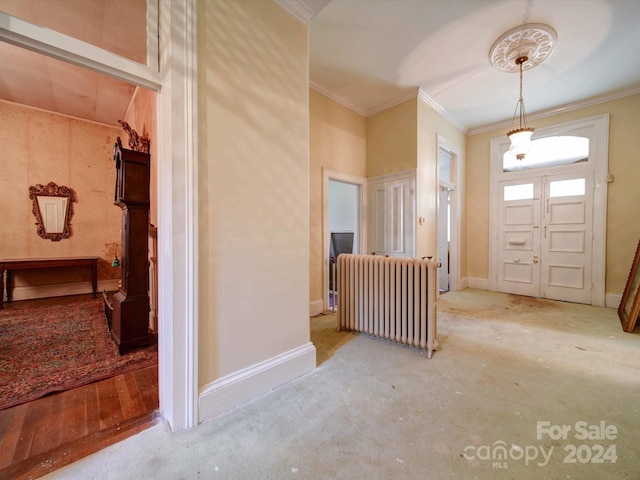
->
[1,0,639,132]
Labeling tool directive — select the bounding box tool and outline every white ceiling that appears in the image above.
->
[1,0,639,132]
[309,0,640,132]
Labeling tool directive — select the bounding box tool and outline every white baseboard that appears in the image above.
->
[467,278,488,290]
[198,342,316,423]
[7,279,120,302]
[458,277,469,290]
[605,292,622,309]
[310,299,323,316]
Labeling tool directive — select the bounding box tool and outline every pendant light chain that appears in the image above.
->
[517,56,528,129]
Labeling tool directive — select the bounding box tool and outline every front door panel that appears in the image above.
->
[497,178,541,297]
[542,173,592,303]
[496,172,593,304]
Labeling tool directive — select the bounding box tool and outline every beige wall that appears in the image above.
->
[309,91,466,300]
[465,126,491,282]
[366,99,417,178]
[309,88,367,306]
[465,93,640,295]
[0,100,121,291]
[417,98,466,259]
[123,87,157,227]
[197,0,311,384]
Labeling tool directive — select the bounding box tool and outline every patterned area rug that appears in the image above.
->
[0,298,157,410]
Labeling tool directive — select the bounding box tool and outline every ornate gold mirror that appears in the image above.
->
[29,182,75,241]
[619,238,640,333]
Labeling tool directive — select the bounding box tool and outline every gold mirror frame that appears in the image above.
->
[29,182,75,241]
[618,238,640,333]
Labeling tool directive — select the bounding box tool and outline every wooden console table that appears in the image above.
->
[0,257,98,309]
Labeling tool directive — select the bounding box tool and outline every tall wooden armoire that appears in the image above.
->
[110,138,150,354]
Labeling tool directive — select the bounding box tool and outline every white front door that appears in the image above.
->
[542,173,593,304]
[489,115,609,306]
[497,177,542,297]
[496,172,593,303]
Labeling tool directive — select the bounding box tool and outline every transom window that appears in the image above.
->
[503,136,589,172]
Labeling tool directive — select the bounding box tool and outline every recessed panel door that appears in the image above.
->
[541,173,592,303]
[496,178,541,297]
[368,175,415,257]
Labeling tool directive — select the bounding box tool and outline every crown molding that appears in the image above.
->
[274,0,329,23]
[417,89,467,133]
[311,80,640,136]
[468,84,640,136]
[310,83,468,132]
[366,87,419,117]
[311,82,421,118]
[274,0,313,22]
[309,81,368,116]
[367,88,468,133]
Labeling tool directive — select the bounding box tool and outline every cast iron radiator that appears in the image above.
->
[336,254,438,358]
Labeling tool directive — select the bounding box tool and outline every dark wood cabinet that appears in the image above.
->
[110,140,150,354]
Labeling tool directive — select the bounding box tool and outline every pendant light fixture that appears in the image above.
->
[489,23,557,160]
[507,55,534,160]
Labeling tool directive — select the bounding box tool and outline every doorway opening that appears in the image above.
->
[322,169,366,313]
[437,136,460,293]
[438,185,451,293]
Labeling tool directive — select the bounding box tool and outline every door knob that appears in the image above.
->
[533,254,539,264]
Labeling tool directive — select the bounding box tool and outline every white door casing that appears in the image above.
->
[0,2,200,430]
[437,135,461,292]
[322,168,367,312]
[489,114,609,306]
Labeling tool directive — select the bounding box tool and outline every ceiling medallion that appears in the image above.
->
[489,23,557,73]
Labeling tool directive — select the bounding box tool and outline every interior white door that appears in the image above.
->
[368,173,415,257]
[496,178,542,297]
[541,173,593,304]
[438,187,450,292]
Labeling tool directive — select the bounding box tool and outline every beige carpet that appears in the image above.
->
[44,289,640,479]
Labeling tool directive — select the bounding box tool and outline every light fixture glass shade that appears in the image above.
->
[507,127,534,160]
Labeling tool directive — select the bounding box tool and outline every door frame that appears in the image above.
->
[489,114,609,306]
[437,135,461,291]
[322,168,367,312]
[0,1,200,430]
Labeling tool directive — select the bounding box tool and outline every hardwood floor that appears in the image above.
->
[0,295,159,480]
